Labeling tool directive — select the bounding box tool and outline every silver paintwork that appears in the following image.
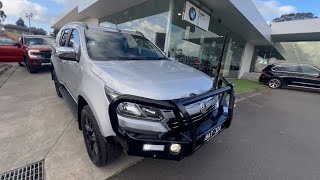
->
[52,23,214,137]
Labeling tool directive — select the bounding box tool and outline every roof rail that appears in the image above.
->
[66,22,89,29]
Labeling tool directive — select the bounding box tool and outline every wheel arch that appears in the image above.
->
[78,95,88,130]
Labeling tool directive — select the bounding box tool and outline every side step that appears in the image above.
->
[59,86,78,120]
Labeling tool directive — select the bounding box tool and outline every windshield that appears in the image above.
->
[24,37,55,46]
[85,30,167,61]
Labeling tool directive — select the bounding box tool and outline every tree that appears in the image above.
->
[16,17,26,27]
[0,1,6,25]
[272,12,318,23]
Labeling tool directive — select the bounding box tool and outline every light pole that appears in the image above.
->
[25,13,33,34]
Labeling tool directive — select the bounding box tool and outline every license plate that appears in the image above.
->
[204,125,222,142]
[41,63,51,66]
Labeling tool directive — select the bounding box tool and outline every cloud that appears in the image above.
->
[252,0,297,22]
[1,0,49,23]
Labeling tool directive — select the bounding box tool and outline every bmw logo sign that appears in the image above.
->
[189,7,197,21]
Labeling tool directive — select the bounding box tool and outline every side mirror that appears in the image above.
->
[56,47,78,61]
[13,43,22,48]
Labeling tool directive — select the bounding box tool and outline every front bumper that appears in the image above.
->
[109,78,235,160]
[29,58,51,68]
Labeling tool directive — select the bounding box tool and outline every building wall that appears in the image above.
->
[82,18,99,26]
[238,42,254,78]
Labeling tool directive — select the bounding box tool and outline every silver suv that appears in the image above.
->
[51,22,235,167]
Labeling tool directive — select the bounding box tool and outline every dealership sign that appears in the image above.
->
[183,1,210,31]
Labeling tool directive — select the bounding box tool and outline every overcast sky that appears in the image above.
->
[1,0,319,33]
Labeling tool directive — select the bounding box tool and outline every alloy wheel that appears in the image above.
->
[83,116,99,159]
[268,78,281,89]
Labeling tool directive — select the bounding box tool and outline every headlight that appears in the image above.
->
[28,50,40,58]
[104,86,164,121]
[117,103,164,121]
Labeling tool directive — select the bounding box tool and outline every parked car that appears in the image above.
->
[259,63,320,89]
[51,22,235,167]
[19,35,55,73]
[0,37,23,63]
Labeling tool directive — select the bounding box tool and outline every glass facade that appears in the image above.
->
[99,0,246,78]
[250,41,320,73]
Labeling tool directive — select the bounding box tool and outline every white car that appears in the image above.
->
[51,22,235,167]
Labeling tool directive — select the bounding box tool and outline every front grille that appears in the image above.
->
[0,161,44,180]
[167,105,215,131]
[39,51,51,59]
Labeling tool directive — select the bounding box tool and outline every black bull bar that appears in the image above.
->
[108,78,235,160]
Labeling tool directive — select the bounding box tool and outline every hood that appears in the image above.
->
[27,45,52,51]
[91,60,213,100]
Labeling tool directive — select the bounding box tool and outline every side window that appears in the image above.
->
[59,29,71,47]
[301,66,320,75]
[274,65,300,73]
[67,29,81,54]
[284,65,301,73]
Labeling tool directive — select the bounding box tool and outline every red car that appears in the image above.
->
[19,35,55,74]
[0,37,24,63]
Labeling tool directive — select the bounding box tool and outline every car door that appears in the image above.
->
[272,64,302,86]
[0,38,23,62]
[54,28,72,88]
[62,28,82,98]
[298,65,320,89]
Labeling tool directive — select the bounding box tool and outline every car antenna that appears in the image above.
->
[212,32,229,89]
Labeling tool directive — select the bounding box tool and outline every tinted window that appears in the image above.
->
[0,38,17,46]
[68,29,81,54]
[24,37,55,46]
[301,66,320,75]
[85,30,166,61]
[273,65,301,73]
[59,29,71,46]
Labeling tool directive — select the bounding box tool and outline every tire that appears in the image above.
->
[18,62,24,67]
[81,105,122,167]
[52,70,63,98]
[24,57,36,74]
[268,78,282,89]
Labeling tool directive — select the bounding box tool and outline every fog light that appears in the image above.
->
[143,144,165,151]
[169,144,181,154]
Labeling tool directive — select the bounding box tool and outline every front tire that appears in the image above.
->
[268,78,282,89]
[24,57,36,74]
[81,105,122,167]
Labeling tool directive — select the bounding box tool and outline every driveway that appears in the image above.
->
[110,88,320,180]
[0,66,141,180]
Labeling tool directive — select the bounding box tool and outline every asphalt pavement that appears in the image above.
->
[110,88,320,180]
